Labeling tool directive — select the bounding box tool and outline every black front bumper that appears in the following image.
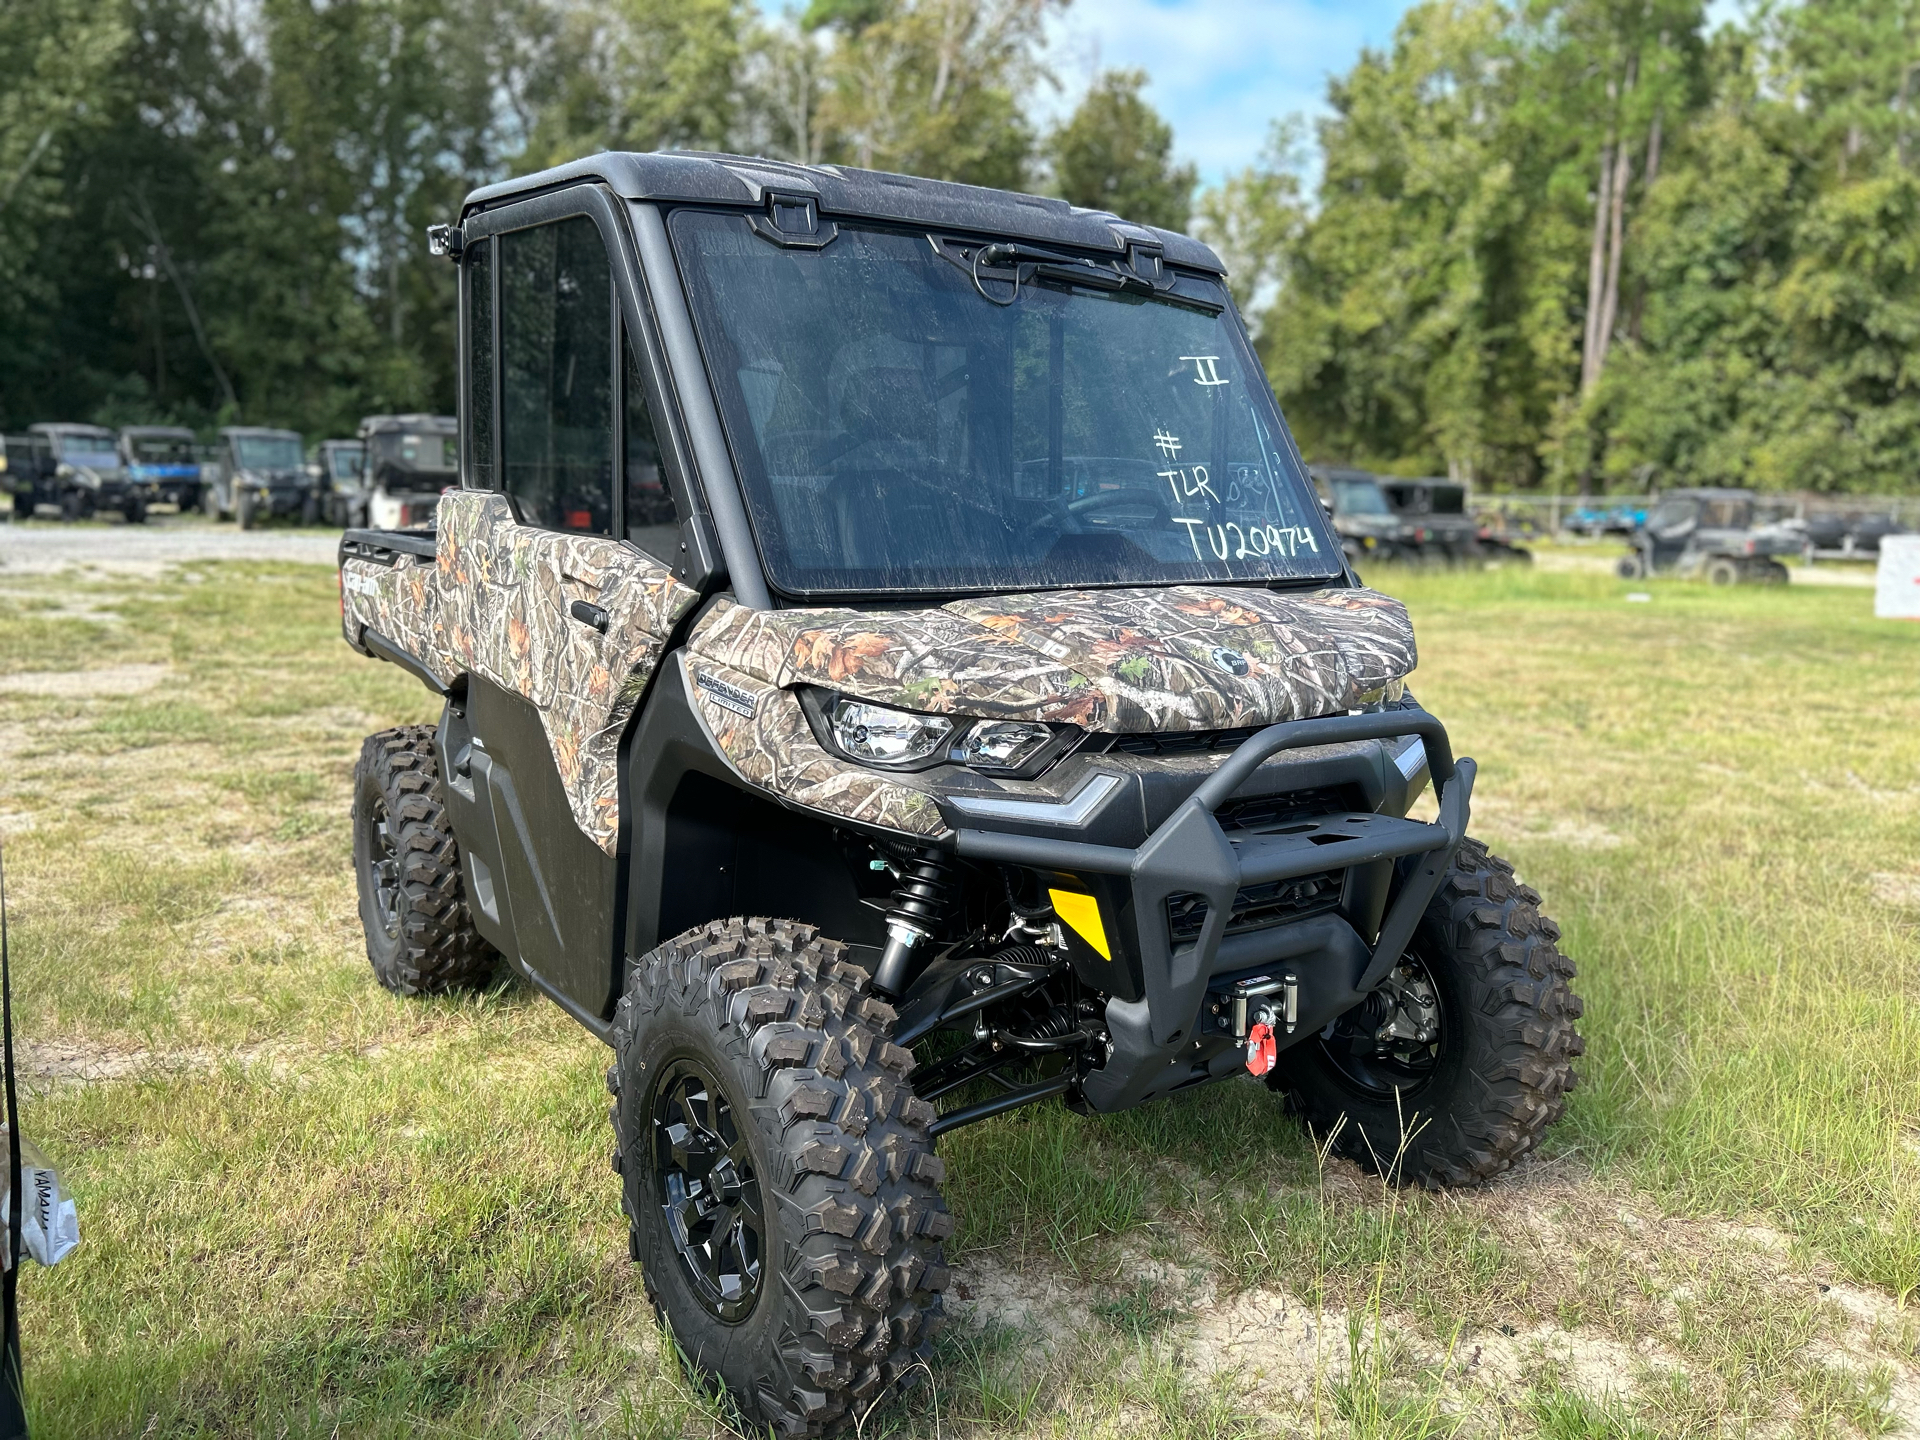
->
[951,708,1474,1111]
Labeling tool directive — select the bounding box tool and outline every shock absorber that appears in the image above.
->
[873,845,955,997]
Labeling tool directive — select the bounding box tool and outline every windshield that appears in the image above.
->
[329,446,366,483]
[671,213,1339,595]
[52,434,120,469]
[129,436,196,464]
[1330,478,1390,516]
[232,435,302,471]
[369,432,453,474]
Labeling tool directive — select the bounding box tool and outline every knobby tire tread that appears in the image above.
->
[1277,836,1584,1188]
[609,917,949,1439]
[354,724,497,995]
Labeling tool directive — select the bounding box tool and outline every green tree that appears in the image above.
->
[1048,68,1195,229]
[1193,119,1306,334]
[1251,1,1582,484]
[808,0,1061,189]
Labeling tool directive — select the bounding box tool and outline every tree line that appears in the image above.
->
[4,0,1914,493]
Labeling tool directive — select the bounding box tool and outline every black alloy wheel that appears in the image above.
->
[1315,950,1444,1100]
[651,1056,767,1323]
[365,796,403,943]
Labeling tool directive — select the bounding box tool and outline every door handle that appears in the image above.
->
[568,599,611,634]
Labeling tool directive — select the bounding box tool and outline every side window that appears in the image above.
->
[501,216,614,536]
[465,238,493,488]
[624,334,680,562]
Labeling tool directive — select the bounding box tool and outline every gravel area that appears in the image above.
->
[0,517,340,574]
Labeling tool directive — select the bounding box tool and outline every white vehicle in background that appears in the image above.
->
[359,414,456,529]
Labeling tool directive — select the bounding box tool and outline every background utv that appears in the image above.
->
[337,152,1583,1438]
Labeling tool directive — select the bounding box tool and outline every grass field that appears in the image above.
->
[0,551,1915,1437]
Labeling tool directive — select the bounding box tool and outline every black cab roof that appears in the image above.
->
[29,423,114,439]
[462,151,1226,276]
[359,414,456,437]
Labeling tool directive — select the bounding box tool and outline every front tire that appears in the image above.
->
[351,725,497,995]
[237,491,257,530]
[610,918,950,1438]
[1270,837,1583,1188]
[1615,553,1646,579]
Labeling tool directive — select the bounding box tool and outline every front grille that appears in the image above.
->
[1108,726,1265,756]
[1165,783,1368,945]
[1167,871,1343,943]
[1215,784,1366,833]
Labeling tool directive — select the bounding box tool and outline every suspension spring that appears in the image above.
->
[873,845,956,997]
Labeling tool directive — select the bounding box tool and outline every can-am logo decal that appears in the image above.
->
[1210,647,1250,677]
[695,670,758,719]
[342,569,381,597]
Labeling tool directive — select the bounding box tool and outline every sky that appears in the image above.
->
[1035,0,1417,186]
[757,0,1755,191]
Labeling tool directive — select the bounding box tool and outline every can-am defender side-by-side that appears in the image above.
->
[315,438,370,527]
[358,413,458,528]
[28,422,147,522]
[118,425,204,513]
[2,433,55,521]
[1616,488,1801,584]
[1312,468,1530,567]
[338,154,1583,1438]
[204,425,314,527]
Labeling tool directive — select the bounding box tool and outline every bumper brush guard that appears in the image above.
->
[950,708,1475,1108]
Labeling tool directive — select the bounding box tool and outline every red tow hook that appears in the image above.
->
[1245,1022,1277,1077]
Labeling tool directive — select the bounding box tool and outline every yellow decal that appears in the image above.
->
[1048,889,1110,961]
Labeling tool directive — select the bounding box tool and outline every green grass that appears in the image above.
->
[1,559,1915,1435]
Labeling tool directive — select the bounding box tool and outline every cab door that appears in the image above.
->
[444,200,699,1020]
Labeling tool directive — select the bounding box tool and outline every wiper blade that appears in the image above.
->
[976,242,1137,293]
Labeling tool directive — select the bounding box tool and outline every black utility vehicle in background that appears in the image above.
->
[2,433,55,521]
[358,413,457,529]
[204,426,314,527]
[1616,487,1801,583]
[119,425,203,513]
[336,153,1582,1437]
[1313,467,1529,566]
[315,439,370,527]
[28,422,146,521]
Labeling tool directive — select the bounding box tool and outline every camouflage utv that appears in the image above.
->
[338,153,1583,1437]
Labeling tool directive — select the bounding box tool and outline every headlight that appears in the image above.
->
[830,698,954,766]
[955,720,1054,771]
[815,694,1075,776]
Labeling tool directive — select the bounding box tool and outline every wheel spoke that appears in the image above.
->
[651,1057,766,1322]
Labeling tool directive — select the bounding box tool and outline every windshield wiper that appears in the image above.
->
[933,236,1224,313]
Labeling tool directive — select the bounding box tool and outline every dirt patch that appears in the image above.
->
[0,664,171,697]
[1870,871,1920,909]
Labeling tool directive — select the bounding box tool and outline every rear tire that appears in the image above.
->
[1615,553,1646,579]
[351,725,498,995]
[1269,837,1583,1188]
[1706,557,1739,586]
[610,918,949,1438]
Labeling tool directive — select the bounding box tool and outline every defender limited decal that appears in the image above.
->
[695,670,758,719]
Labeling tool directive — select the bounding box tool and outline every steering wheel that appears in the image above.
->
[1065,487,1172,527]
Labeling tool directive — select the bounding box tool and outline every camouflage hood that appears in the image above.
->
[687,584,1416,733]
